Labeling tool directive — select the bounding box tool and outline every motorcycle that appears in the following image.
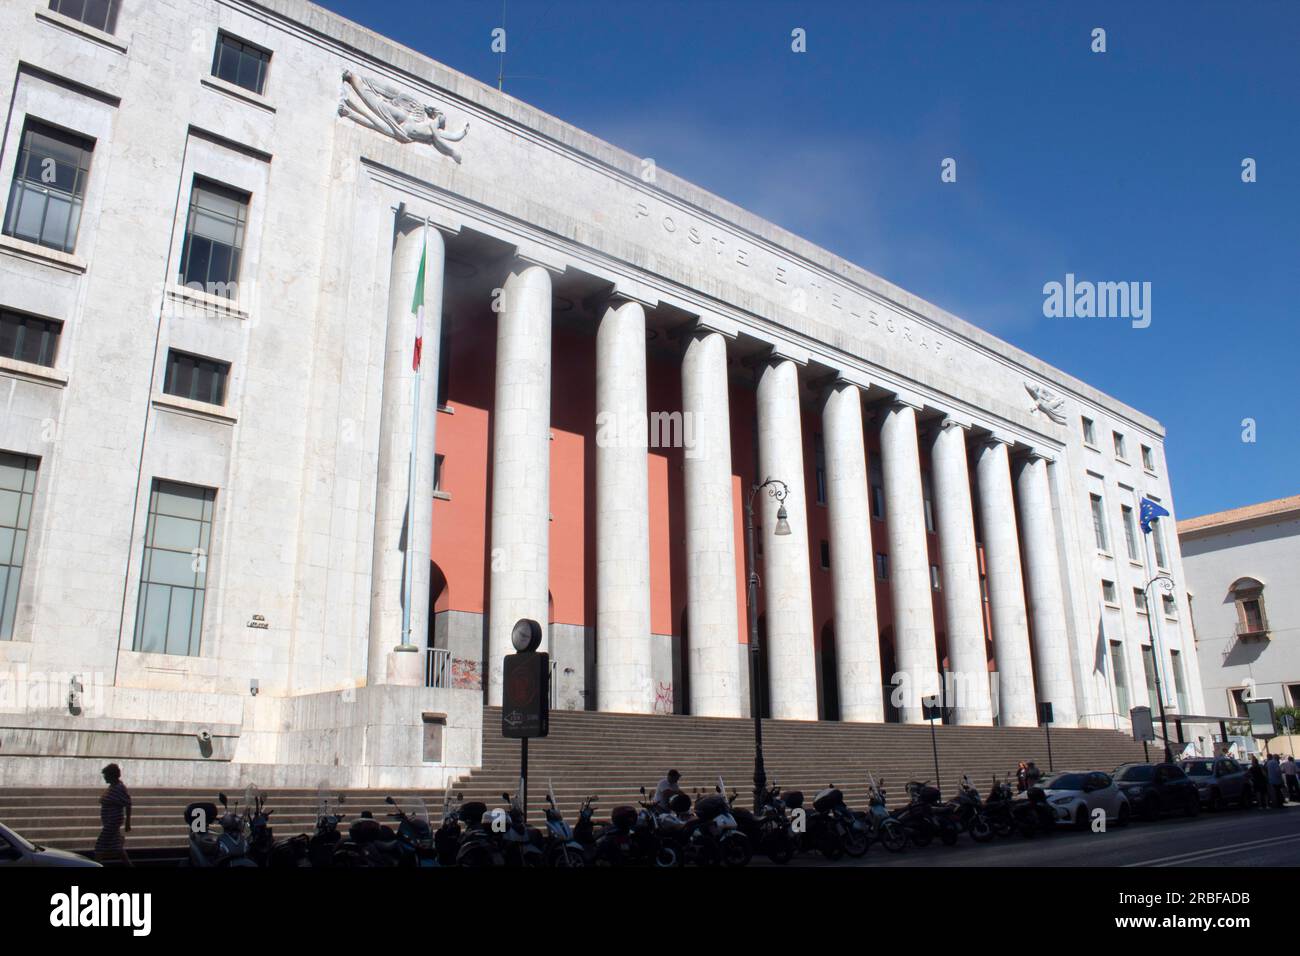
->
[941,774,994,843]
[308,789,347,867]
[243,784,309,867]
[863,775,907,852]
[732,782,797,864]
[433,791,464,866]
[893,780,959,848]
[484,791,544,866]
[687,779,751,867]
[572,794,600,864]
[817,784,871,858]
[184,792,257,867]
[387,795,437,866]
[541,782,586,867]
[455,799,504,867]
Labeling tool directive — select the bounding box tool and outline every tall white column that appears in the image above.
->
[681,327,741,717]
[821,380,883,722]
[929,419,993,725]
[595,299,652,713]
[755,357,818,720]
[879,401,937,724]
[975,439,1037,727]
[486,264,552,705]
[1016,454,1078,726]
[368,218,444,686]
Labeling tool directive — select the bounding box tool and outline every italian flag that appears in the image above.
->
[411,235,426,372]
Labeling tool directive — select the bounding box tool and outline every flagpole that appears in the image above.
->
[400,223,427,650]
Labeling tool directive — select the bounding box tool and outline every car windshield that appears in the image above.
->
[1042,773,1088,791]
[1117,765,1155,782]
[2,827,36,852]
[1182,761,1214,777]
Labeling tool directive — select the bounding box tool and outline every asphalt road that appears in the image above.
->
[786,804,1300,867]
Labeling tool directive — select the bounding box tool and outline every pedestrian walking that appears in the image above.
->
[1025,761,1043,789]
[1249,755,1268,809]
[1266,754,1286,809]
[95,763,133,866]
[1283,755,1299,801]
[1016,761,1029,793]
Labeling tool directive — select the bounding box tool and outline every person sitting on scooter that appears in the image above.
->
[653,770,685,813]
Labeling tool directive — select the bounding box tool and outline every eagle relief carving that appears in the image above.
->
[337,70,469,164]
[1024,382,1067,425]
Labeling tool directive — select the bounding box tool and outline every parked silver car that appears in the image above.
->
[1037,770,1132,829]
[1180,757,1253,810]
[0,822,101,867]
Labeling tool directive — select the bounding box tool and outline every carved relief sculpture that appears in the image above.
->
[338,70,469,164]
[1024,382,1068,425]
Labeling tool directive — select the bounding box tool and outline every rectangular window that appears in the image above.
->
[179,178,249,298]
[1229,688,1249,719]
[1110,640,1129,714]
[869,453,884,520]
[433,454,445,493]
[1141,645,1159,708]
[1152,522,1168,569]
[1170,649,1188,712]
[1090,493,1109,551]
[1113,431,1127,459]
[3,119,94,254]
[0,309,62,367]
[1082,417,1096,445]
[1102,579,1117,604]
[211,32,271,95]
[1134,587,1147,613]
[1141,445,1155,472]
[0,453,38,641]
[163,350,229,405]
[820,540,830,570]
[813,434,826,506]
[875,552,889,580]
[48,0,120,33]
[1162,593,1177,618]
[1121,505,1139,561]
[921,472,935,533]
[930,564,941,590]
[133,480,216,657]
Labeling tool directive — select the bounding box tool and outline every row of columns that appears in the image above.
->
[371,224,1080,726]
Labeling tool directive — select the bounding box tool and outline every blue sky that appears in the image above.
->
[317,0,1298,519]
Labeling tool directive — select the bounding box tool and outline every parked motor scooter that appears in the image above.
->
[864,775,907,852]
[484,791,544,866]
[308,789,347,867]
[184,792,257,867]
[455,800,504,867]
[387,795,437,866]
[433,791,464,866]
[940,774,994,843]
[541,782,586,867]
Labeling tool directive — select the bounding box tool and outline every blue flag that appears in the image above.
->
[1139,497,1169,534]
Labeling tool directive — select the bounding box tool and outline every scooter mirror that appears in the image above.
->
[218,792,228,807]
[385,796,395,805]
[639,786,646,795]
[502,792,511,802]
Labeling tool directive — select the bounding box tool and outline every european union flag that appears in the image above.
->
[1139,497,1169,534]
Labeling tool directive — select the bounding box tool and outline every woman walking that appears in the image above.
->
[95,764,133,866]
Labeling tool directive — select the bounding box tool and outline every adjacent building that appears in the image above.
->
[1179,495,1300,722]
[0,0,1202,787]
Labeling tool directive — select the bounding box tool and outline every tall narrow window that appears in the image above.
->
[1121,505,1140,561]
[0,309,62,367]
[1141,645,1159,708]
[1113,431,1127,460]
[3,119,94,254]
[1081,417,1096,445]
[179,178,249,298]
[869,453,884,520]
[921,471,935,532]
[1141,445,1155,472]
[49,0,120,33]
[0,453,38,641]
[163,350,229,405]
[1110,640,1129,714]
[212,33,271,95]
[875,552,889,580]
[1152,521,1168,569]
[1170,649,1188,712]
[133,481,216,656]
[1101,579,1117,604]
[1133,587,1147,613]
[813,434,826,505]
[1090,493,1109,551]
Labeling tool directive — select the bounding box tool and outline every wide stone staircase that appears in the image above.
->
[0,706,1151,858]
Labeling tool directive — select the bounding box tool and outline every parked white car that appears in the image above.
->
[1037,770,1131,829]
[0,822,101,867]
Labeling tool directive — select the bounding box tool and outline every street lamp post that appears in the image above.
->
[1142,573,1177,762]
[744,477,792,812]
